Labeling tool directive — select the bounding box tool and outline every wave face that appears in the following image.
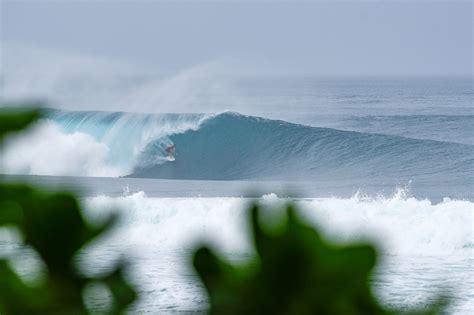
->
[3,109,468,184]
[132,112,474,184]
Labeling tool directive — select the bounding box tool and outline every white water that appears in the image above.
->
[84,191,473,256]
[0,121,122,177]
[78,191,473,313]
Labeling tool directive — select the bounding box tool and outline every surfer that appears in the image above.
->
[166,144,176,160]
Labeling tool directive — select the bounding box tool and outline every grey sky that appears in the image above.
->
[1,1,472,76]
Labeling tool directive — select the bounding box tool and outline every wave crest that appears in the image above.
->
[133,112,473,183]
[3,109,472,183]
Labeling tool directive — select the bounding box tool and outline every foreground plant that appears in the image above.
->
[193,204,444,315]
[0,109,136,314]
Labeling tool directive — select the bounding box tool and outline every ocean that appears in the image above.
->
[0,76,473,313]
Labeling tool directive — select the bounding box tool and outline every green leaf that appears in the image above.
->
[0,110,41,141]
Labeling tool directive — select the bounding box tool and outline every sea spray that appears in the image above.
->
[83,190,473,257]
[80,191,474,313]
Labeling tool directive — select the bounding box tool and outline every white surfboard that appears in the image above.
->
[167,156,175,161]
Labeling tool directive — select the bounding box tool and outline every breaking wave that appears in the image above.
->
[82,190,474,314]
[84,190,474,256]
[1,109,472,186]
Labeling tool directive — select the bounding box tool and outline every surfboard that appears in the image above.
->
[167,156,175,161]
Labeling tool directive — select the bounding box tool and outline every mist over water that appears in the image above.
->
[0,43,246,113]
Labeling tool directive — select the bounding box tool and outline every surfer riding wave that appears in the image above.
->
[166,144,176,161]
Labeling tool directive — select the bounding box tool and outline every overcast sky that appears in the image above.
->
[1,1,472,76]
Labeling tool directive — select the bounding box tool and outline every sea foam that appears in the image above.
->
[0,120,122,177]
[79,191,473,313]
[83,191,474,257]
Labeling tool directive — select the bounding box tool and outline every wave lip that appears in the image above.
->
[48,109,210,174]
[132,112,474,183]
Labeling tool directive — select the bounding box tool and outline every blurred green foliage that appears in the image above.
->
[0,110,136,314]
[0,109,40,142]
[193,204,444,315]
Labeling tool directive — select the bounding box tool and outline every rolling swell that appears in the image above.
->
[132,112,474,183]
